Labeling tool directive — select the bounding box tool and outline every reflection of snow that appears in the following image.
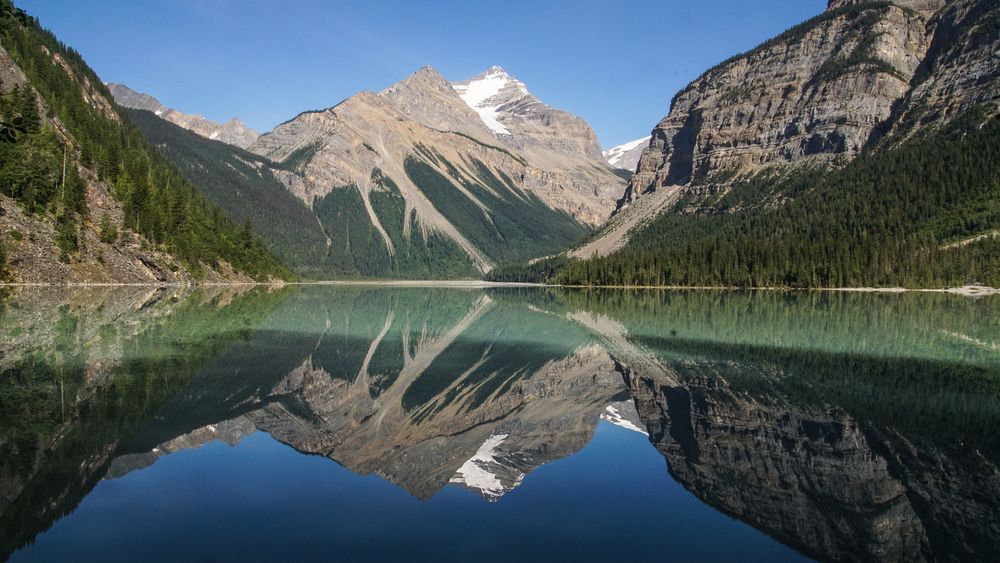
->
[450,433,515,499]
[600,405,648,435]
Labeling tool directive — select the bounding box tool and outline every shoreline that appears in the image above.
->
[0,281,996,296]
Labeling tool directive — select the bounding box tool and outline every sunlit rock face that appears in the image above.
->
[585,0,999,259]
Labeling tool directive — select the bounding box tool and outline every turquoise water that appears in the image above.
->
[2,286,998,561]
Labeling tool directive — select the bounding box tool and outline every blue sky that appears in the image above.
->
[18,0,825,148]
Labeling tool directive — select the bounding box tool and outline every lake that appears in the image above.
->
[2,285,998,562]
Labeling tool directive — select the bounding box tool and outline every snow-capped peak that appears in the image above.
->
[452,66,529,136]
[603,136,651,169]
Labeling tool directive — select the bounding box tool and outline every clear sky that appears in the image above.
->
[17,0,825,148]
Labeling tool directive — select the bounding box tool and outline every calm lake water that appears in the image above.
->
[1,286,998,562]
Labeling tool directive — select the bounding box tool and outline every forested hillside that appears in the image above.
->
[0,1,287,282]
[123,108,329,275]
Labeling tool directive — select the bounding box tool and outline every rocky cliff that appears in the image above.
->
[578,0,999,258]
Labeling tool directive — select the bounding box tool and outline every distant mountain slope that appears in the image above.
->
[603,136,650,171]
[109,83,259,149]
[490,0,1000,288]
[0,0,286,283]
[123,108,330,275]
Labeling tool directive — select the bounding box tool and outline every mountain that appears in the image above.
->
[0,1,286,283]
[491,0,999,288]
[108,83,259,149]
[115,63,626,279]
[162,65,623,278]
[602,136,650,171]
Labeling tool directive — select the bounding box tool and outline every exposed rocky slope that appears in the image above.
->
[109,83,259,149]
[578,0,999,258]
[121,108,331,276]
[118,64,622,278]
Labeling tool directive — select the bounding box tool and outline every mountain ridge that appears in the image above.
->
[108,82,259,149]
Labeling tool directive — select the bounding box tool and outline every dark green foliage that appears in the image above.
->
[404,155,591,265]
[367,169,478,279]
[313,185,390,275]
[487,255,572,283]
[504,108,1000,288]
[98,214,117,244]
[124,108,327,275]
[54,209,78,260]
[0,1,287,279]
[126,107,479,279]
[279,140,323,175]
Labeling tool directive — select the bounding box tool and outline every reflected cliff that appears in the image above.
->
[1,286,998,561]
[541,289,1000,562]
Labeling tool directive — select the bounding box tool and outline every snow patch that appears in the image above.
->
[154,110,163,116]
[209,131,220,140]
[449,433,515,500]
[600,405,648,435]
[603,136,650,167]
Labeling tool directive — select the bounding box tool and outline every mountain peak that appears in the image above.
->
[451,67,530,135]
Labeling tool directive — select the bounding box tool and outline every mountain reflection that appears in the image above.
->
[1,286,998,561]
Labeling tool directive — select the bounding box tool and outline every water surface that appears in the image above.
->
[2,286,998,561]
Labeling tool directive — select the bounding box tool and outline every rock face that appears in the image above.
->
[448,67,625,225]
[828,0,946,13]
[108,83,259,149]
[627,1,933,203]
[583,0,999,257]
[603,136,650,171]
